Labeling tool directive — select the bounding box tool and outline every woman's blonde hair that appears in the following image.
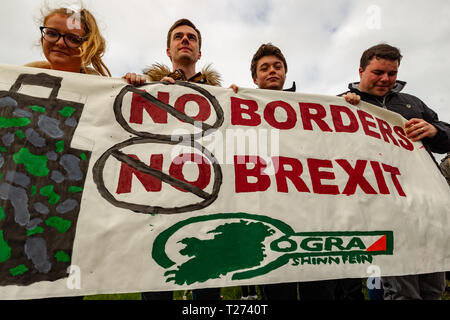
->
[42,7,111,76]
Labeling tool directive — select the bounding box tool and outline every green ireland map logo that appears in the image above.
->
[152,213,393,285]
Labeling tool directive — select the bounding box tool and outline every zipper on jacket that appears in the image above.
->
[374,95,388,109]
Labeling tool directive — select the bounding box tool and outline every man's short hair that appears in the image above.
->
[360,43,403,70]
[251,43,288,79]
[167,18,202,50]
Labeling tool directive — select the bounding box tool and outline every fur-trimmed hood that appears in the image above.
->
[143,63,222,87]
[24,61,100,75]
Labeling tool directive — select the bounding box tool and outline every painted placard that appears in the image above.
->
[0,64,448,299]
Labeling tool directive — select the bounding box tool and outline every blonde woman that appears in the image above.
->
[23,7,110,302]
[26,7,110,76]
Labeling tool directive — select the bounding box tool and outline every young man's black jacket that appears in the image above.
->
[342,81,450,160]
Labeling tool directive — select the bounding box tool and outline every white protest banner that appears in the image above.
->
[0,64,448,299]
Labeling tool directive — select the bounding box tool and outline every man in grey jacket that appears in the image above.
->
[343,43,450,300]
[344,44,450,158]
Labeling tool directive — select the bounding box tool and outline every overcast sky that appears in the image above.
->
[1,0,449,148]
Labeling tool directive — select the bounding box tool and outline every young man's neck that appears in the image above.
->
[172,62,197,80]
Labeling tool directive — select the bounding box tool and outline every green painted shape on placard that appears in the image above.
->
[153,213,294,270]
[68,186,83,193]
[0,117,30,128]
[58,106,76,118]
[10,264,28,276]
[29,105,46,113]
[15,130,25,139]
[30,185,37,197]
[13,148,49,177]
[40,185,60,205]
[0,230,11,263]
[55,251,70,262]
[45,216,72,233]
[55,140,64,153]
[26,226,44,236]
[163,220,275,285]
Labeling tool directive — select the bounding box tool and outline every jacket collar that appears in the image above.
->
[143,63,222,86]
[348,80,407,95]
